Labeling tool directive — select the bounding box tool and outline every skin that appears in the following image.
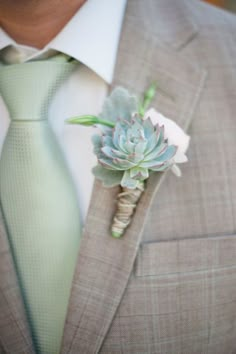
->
[0,0,87,49]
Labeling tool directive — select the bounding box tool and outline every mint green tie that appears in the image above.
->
[0,60,81,354]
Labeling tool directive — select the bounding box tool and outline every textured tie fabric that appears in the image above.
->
[0,59,81,354]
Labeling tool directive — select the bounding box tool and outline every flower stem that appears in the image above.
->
[111,181,145,238]
[66,115,115,128]
[139,82,157,117]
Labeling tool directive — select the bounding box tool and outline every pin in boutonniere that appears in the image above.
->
[67,84,190,238]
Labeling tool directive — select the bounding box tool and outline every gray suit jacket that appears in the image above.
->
[1,0,236,353]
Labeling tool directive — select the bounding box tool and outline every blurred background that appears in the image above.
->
[204,0,236,12]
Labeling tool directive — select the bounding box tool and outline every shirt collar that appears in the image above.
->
[0,0,127,83]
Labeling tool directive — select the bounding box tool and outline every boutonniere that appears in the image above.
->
[67,85,190,238]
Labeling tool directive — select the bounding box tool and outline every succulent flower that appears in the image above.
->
[92,114,178,189]
[68,87,190,189]
[90,87,189,189]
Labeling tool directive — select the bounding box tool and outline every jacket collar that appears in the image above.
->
[124,0,198,50]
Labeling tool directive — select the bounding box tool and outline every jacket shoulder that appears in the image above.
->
[126,0,236,40]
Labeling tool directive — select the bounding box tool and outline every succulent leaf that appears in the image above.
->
[121,170,139,189]
[130,167,149,180]
[92,165,123,187]
[100,87,138,124]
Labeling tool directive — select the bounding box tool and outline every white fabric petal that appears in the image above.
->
[144,108,190,177]
[174,150,188,163]
[145,108,190,157]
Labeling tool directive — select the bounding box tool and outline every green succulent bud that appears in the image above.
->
[66,115,115,128]
[139,82,157,117]
[144,82,157,103]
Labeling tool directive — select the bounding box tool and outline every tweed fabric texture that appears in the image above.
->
[0,207,34,353]
[99,2,236,352]
[1,0,236,353]
[0,62,81,354]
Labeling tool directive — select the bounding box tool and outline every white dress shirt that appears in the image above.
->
[0,0,127,223]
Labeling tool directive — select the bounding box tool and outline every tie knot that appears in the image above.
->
[0,61,76,121]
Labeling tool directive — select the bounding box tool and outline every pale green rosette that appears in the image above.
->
[92,87,177,189]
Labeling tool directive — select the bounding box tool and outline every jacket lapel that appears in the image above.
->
[61,1,207,353]
[0,205,34,353]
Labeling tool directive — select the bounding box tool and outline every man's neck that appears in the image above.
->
[0,0,86,49]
